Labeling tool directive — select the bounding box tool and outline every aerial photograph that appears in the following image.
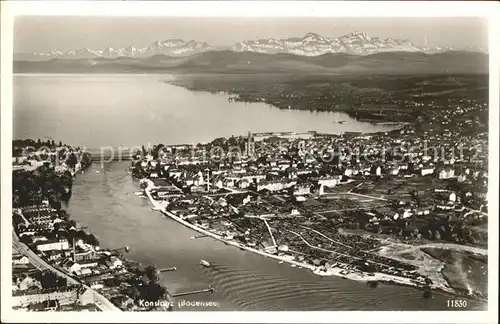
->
[8,13,491,313]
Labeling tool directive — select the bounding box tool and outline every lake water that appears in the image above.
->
[13,74,486,311]
[14,74,396,149]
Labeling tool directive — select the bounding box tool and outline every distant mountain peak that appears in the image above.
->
[349,30,367,37]
[303,32,323,38]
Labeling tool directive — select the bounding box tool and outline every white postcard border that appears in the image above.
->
[1,1,499,323]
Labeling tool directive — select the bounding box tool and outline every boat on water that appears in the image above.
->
[337,120,348,124]
[200,260,211,268]
[291,264,297,268]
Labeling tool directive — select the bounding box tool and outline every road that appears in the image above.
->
[262,218,278,247]
[346,192,389,202]
[396,242,487,256]
[315,206,381,214]
[244,215,278,247]
[464,207,488,217]
[298,225,353,249]
[12,231,121,311]
[348,181,365,193]
[286,229,363,261]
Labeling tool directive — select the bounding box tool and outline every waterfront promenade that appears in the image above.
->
[141,180,439,293]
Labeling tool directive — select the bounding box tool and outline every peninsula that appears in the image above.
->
[130,86,488,301]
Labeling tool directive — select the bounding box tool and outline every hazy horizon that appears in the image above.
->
[14,16,488,53]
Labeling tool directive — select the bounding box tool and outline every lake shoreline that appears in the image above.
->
[140,179,485,304]
[165,78,409,126]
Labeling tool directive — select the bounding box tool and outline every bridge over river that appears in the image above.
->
[85,148,135,162]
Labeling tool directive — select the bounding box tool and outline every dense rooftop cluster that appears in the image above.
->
[11,141,172,311]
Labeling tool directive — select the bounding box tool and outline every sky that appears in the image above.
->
[14,16,488,53]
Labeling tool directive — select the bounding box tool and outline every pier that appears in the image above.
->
[191,234,208,239]
[110,246,131,254]
[172,286,216,297]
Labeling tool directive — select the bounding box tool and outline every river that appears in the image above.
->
[63,162,484,311]
[13,74,485,311]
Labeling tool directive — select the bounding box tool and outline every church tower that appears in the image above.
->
[246,132,255,157]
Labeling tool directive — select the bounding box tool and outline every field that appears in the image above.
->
[375,242,449,288]
[421,247,488,298]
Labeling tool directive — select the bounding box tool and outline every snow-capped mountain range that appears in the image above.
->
[25,39,213,60]
[233,31,423,56]
[232,32,485,56]
[18,31,486,60]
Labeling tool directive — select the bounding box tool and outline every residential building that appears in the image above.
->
[60,258,82,274]
[421,167,435,176]
[105,256,123,270]
[293,184,311,196]
[18,275,42,291]
[36,239,69,252]
[439,168,455,179]
[13,255,31,265]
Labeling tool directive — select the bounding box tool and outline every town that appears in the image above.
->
[130,92,488,300]
[170,74,488,125]
[11,140,173,311]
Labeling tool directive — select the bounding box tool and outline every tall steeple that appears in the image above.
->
[72,237,76,262]
[247,132,254,157]
[206,168,210,192]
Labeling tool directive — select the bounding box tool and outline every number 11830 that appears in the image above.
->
[447,300,468,308]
